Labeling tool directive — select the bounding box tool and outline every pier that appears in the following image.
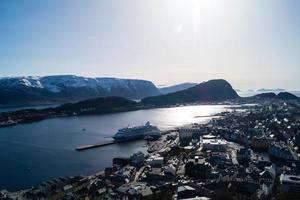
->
[75,139,134,151]
[76,140,117,151]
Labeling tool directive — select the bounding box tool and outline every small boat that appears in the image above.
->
[0,119,17,127]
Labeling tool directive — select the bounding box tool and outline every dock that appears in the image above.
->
[76,140,117,151]
[75,139,134,151]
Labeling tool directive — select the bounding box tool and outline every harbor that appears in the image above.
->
[76,122,162,151]
[0,104,229,191]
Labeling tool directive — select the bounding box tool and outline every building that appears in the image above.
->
[201,136,227,152]
[146,155,164,166]
[177,185,210,200]
[130,151,145,167]
[259,165,275,196]
[280,174,300,193]
[179,124,204,147]
[251,136,273,150]
[237,148,252,163]
[268,142,298,161]
[179,129,193,147]
[164,164,176,177]
[185,158,211,180]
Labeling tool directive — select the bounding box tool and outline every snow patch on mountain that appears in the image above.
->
[0,75,155,92]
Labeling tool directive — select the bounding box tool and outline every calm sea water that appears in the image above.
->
[0,105,229,191]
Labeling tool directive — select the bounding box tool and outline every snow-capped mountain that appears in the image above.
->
[159,82,198,94]
[0,75,161,106]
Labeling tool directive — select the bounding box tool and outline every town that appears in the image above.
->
[1,99,300,200]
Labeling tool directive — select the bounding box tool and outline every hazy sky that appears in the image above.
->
[0,0,300,90]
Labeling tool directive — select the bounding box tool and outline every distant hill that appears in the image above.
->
[277,92,299,100]
[251,92,298,100]
[252,92,277,99]
[159,82,198,94]
[0,96,141,125]
[142,79,239,106]
[58,96,140,115]
[0,75,161,106]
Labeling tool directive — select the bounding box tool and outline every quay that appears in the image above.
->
[76,140,119,151]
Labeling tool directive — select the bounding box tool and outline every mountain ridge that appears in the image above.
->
[142,79,239,106]
[1,79,299,127]
[0,75,161,106]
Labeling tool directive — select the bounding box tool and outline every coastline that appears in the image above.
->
[0,104,231,191]
[0,100,239,129]
[0,103,237,192]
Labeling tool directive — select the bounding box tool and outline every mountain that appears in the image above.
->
[142,79,239,106]
[251,92,298,100]
[252,92,277,99]
[159,82,198,94]
[0,75,160,106]
[277,92,298,100]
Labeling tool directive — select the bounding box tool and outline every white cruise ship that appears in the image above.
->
[112,122,161,141]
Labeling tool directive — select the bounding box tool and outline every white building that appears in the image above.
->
[201,137,227,152]
[146,155,164,166]
[179,124,204,146]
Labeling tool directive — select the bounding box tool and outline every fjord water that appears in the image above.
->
[0,105,229,191]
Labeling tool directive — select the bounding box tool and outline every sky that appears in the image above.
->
[0,0,300,90]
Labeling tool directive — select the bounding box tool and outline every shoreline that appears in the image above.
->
[0,101,241,192]
[0,110,225,192]
[3,105,232,191]
[0,101,240,129]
